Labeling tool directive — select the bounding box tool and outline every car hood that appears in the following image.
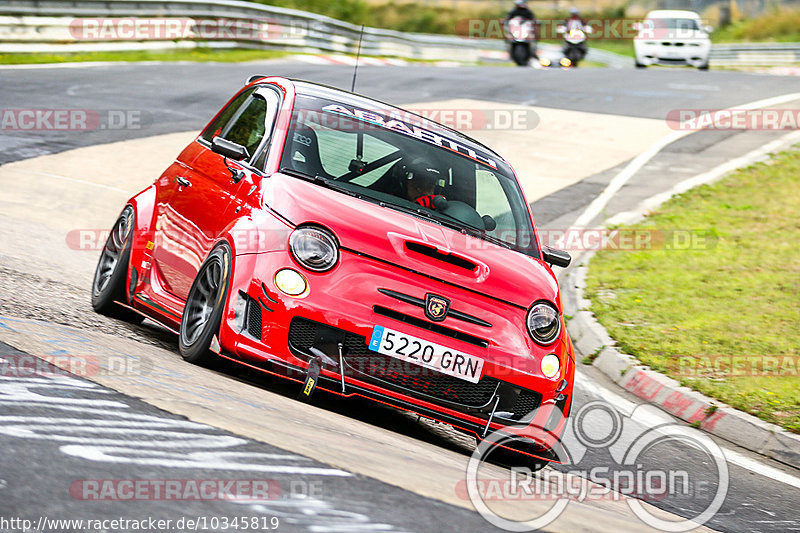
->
[264,172,559,309]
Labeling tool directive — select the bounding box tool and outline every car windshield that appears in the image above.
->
[648,17,700,31]
[280,94,538,256]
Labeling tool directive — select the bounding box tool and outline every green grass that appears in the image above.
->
[712,7,800,43]
[0,48,290,65]
[253,0,501,34]
[586,40,635,58]
[585,147,800,433]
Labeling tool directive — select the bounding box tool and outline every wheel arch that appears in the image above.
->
[213,211,294,356]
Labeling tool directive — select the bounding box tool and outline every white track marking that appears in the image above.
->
[0,61,165,70]
[572,91,800,230]
[605,129,800,227]
[570,92,800,487]
[574,374,800,489]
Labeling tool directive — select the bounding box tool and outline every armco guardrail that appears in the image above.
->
[709,43,800,65]
[4,0,793,68]
[0,0,504,62]
[0,0,633,67]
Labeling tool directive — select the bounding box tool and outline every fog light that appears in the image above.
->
[560,57,572,67]
[541,353,560,378]
[275,268,308,296]
[540,57,551,67]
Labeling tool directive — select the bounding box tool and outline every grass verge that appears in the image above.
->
[0,48,291,65]
[712,7,800,43]
[585,147,800,433]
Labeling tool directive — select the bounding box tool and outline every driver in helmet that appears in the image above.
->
[403,157,445,210]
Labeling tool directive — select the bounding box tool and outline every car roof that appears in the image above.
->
[645,10,701,19]
[287,79,505,163]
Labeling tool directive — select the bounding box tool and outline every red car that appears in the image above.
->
[91,76,574,466]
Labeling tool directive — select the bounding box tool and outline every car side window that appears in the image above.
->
[218,89,281,169]
[220,96,268,158]
[249,89,281,170]
[200,88,255,143]
[475,168,518,243]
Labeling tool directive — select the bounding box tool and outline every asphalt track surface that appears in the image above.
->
[1,61,800,533]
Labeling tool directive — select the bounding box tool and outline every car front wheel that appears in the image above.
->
[91,206,143,323]
[179,244,232,366]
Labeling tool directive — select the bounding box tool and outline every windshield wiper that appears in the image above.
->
[381,203,516,251]
[279,167,361,198]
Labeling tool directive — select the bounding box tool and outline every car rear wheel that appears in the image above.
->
[179,244,232,366]
[91,206,143,323]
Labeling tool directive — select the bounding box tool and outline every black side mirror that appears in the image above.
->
[212,136,249,161]
[542,246,571,268]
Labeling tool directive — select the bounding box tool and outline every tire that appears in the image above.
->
[511,43,529,66]
[567,48,581,67]
[698,62,709,70]
[91,206,143,323]
[179,244,232,366]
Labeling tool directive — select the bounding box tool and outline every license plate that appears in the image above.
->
[368,325,484,384]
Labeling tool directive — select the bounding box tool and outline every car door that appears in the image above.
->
[152,87,280,300]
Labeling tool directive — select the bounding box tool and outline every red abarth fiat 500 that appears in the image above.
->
[92,76,574,465]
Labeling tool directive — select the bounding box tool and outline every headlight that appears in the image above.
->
[541,353,561,378]
[275,268,308,296]
[527,301,561,345]
[289,226,339,272]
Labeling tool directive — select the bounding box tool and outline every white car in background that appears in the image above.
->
[634,10,712,69]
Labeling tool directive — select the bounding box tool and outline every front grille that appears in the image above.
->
[377,288,492,328]
[345,351,499,407]
[373,306,489,348]
[513,389,541,419]
[288,317,498,407]
[247,299,262,339]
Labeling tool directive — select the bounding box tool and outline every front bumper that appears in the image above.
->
[635,42,710,67]
[221,249,575,454]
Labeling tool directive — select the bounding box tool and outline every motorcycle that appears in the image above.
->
[504,16,537,66]
[557,23,592,67]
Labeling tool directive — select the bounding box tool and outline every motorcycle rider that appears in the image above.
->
[507,0,535,22]
[563,7,589,59]
[565,7,587,31]
[505,0,539,61]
